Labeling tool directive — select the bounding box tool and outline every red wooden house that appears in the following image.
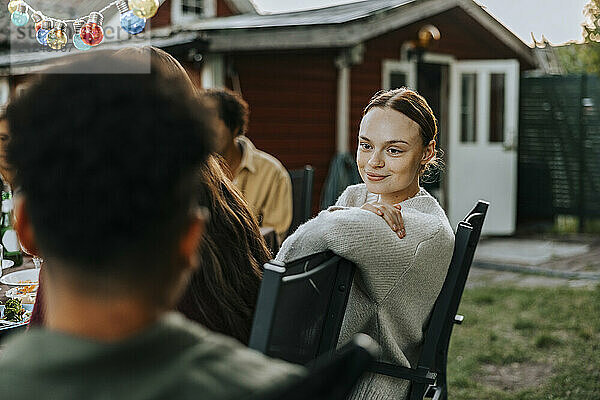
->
[1,0,540,234]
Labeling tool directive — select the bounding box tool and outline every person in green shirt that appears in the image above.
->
[0,49,303,399]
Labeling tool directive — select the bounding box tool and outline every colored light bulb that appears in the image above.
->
[36,28,49,45]
[117,0,146,35]
[7,0,20,14]
[73,34,91,51]
[128,0,159,19]
[11,4,29,27]
[46,22,68,50]
[31,11,43,32]
[72,19,91,51]
[80,12,104,46]
[36,19,52,45]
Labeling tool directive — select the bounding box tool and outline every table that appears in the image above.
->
[0,257,36,341]
[0,256,37,304]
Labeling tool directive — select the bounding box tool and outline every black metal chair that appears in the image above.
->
[249,250,355,365]
[288,165,314,235]
[262,333,380,400]
[368,200,489,400]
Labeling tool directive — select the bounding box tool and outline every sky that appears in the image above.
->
[250,0,589,46]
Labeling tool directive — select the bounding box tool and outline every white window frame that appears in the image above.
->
[382,59,416,90]
[171,0,215,24]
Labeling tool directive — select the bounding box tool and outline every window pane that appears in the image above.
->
[460,73,477,143]
[489,73,505,143]
[389,72,407,89]
[182,0,203,15]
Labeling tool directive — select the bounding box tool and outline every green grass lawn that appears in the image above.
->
[447,285,600,399]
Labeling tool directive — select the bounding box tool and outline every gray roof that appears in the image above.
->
[190,0,415,30]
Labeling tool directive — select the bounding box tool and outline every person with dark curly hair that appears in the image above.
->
[200,89,292,240]
[0,50,302,398]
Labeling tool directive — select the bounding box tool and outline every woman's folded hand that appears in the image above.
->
[360,202,405,238]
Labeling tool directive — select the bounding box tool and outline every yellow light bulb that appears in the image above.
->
[128,0,159,19]
[46,24,68,50]
[7,0,21,14]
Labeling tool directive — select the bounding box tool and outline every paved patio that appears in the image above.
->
[468,235,600,288]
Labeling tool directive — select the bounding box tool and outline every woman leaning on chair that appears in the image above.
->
[277,87,455,400]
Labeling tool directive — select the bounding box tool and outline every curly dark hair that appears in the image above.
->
[200,88,249,136]
[6,51,214,294]
[177,155,269,344]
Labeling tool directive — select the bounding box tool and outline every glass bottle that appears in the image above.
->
[1,184,23,266]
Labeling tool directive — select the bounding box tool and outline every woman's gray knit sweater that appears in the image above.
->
[276,184,454,400]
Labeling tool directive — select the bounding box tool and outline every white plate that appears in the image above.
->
[0,304,33,331]
[1,260,15,270]
[0,269,40,285]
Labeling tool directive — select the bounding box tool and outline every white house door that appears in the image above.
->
[448,60,519,235]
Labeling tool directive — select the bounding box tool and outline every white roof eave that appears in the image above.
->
[202,0,455,52]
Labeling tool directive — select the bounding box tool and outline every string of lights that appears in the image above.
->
[6,0,159,50]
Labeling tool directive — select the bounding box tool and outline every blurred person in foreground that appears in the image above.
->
[0,51,302,399]
[27,47,271,347]
[200,89,292,239]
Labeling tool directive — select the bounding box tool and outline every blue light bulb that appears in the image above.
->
[120,10,145,34]
[11,10,29,27]
[73,34,91,51]
[36,28,49,45]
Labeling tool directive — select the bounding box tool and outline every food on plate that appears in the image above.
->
[17,280,35,284]
[21,293,36,304]
[2,298,25,322]
[5,284,38,303]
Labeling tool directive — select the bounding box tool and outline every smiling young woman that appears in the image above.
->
[277,87,455,400]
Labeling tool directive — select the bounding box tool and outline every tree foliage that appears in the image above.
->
[555,1,600,75]
[573,0,600,75]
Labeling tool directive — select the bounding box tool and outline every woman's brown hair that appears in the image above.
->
[177,155,270,344]
[364,87,441,176]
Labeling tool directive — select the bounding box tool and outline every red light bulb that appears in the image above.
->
[81,12,104,46]
[31,11,43,32]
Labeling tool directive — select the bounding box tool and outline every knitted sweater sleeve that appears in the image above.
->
[277,204,442,301]
[333,184,368,208]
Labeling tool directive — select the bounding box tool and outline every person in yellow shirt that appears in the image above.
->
[201,88,292,238]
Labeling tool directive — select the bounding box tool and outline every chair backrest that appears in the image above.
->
[249,250,355,365]
[418,201,489,367]
[262,334,380,400]
[288,166,314,235]
[434,200,489,368]
[416,221,474,368]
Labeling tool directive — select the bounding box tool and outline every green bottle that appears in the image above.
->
[1,187,23,267]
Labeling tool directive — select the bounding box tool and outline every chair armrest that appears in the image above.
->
[454,314,464,324]
[368,362,436,385]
